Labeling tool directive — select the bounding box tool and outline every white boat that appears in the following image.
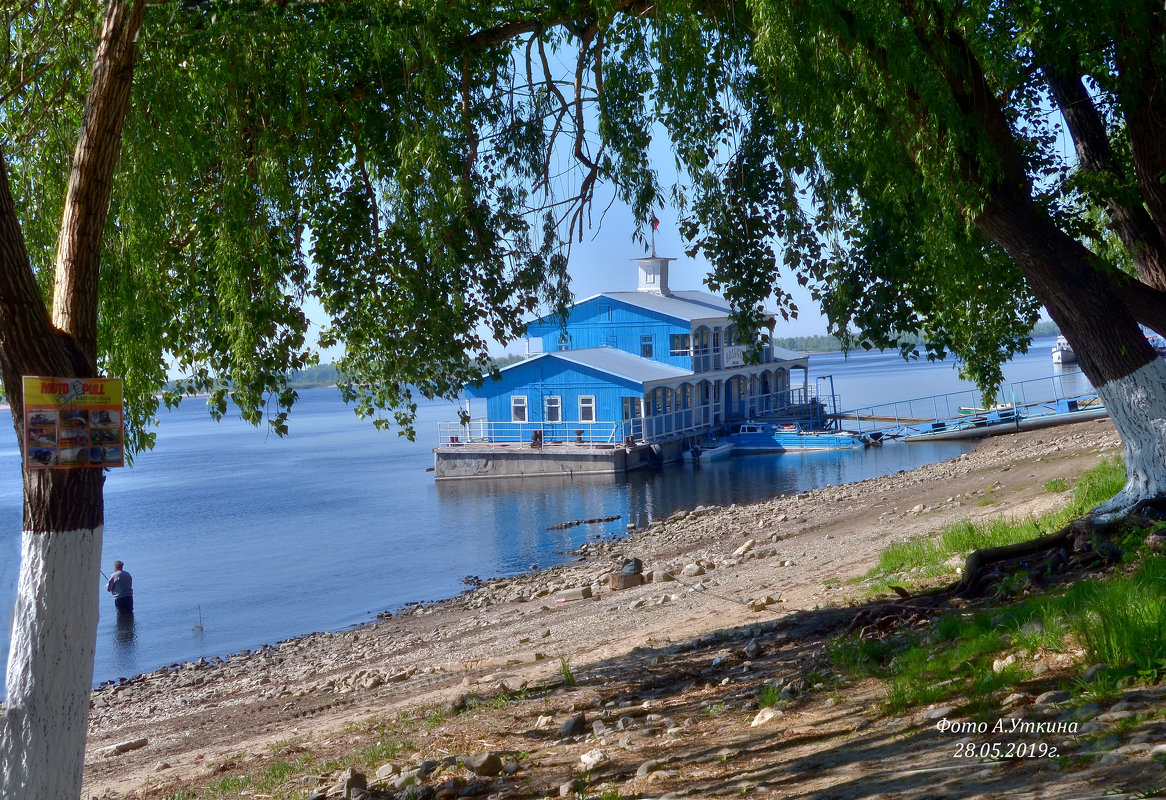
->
[682,440,734,462]
[1051,335,1076,365]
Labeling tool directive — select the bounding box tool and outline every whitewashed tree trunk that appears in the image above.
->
[1,526,103,800]
[1092,357,1166,520]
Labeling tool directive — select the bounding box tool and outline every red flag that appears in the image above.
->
[650,213,660,231]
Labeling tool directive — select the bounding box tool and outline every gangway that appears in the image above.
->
[834,372,1106,442]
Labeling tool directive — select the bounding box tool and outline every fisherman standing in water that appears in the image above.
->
[106,560,133,614]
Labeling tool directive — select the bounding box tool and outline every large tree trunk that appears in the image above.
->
[1,473,104,800]
[977,200,1166,519]
[0,2,144,797]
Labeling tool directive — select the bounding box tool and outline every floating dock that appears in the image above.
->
[433,440,681,480]
[835,373,1106,442]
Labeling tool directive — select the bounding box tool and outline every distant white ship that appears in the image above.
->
[1051,335,1076,365]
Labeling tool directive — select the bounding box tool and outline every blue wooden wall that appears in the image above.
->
[525,296,693,369]
[467,355,641,424]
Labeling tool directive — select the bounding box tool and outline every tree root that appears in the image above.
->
[949,500,1166,598]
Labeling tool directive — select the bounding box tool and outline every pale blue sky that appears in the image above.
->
[488,199,830,356]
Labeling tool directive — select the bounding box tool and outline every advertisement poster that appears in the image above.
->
[23,376,125,469]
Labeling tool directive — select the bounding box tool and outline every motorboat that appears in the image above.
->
[727,421,867,452]
[1051,335,1076,365]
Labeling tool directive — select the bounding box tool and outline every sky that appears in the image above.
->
[486,194,830,357]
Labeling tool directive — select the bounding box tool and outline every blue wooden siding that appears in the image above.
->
[467,356,642,424]
[525,296,693,369]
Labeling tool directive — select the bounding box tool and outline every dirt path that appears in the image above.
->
[81,418,1166,799]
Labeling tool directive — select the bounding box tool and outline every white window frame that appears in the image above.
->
[579,395,596,422]
[545,395,562,423]
[511,395,528,422]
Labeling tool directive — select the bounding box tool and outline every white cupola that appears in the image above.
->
[633,256,675,296]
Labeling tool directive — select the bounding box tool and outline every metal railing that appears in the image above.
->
[438,419,629,446]
[836,371,1101,439]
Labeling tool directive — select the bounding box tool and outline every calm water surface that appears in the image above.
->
[0,336,1089,690]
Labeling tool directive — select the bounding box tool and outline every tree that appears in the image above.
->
[2,1,569,794]
[5,0,1166,795]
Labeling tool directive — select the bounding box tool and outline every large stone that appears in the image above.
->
[556,586,593,602]
[636,759,666,777]
[560,712,587,736]
[463,752,503,777]
[580,749,607,769]
[609,573,644,590]
[750,708,781,726]
[97,737,149,758]
[733,539,756,557]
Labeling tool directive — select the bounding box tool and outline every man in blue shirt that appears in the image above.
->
[106,560,133,615]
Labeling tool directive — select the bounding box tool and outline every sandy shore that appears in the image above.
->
[79,417,1166,799]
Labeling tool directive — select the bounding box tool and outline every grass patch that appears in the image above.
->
[861,458,1128,597]
[758,684,780,708]
[1062,554,1166,676]
[830,458,1166,714]
[1044,477,1068,493]
[832,554,1166,714]
[559,656,576,687]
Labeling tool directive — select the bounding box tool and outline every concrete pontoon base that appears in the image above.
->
[433,441,681,480]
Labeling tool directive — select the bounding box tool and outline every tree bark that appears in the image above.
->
[976,199,1166,517]
[0,2,145,798]
[1042,61,1166,291]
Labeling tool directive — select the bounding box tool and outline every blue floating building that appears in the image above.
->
[434,256,824,479]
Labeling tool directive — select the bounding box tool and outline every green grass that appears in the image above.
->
[1045,477,1068,493]
[832,554,1166,714]
[1062,554,1166,676]
[559,655,577,687]
[827,458,1166,714]
[861,458,1127,596]
[758,684,780,708]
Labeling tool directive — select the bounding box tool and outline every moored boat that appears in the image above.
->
[682,439,735,462]
[1051,335,1076,365]
[727,421,868,452]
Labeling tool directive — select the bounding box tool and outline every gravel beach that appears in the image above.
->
[78,417,1166,800]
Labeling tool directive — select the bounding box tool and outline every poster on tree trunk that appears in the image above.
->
[22,376,125,469]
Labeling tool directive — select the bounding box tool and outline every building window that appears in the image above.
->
[670,333,692,355]
[712,330,722,351]
[622,397,643,419]
[640,334,654,358]
[511,396,527,422]
[545,396,561,422]
[558,334,570,351]
[579,396,596,422]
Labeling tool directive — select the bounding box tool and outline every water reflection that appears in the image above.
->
[110,611,137,678]
[433,439,973,579]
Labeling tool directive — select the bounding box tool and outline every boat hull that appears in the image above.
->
[728,422,866,452]
[682,442,734,462]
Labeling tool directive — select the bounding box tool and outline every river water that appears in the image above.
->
[0,335,1091,690]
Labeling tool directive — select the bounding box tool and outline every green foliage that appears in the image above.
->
[863,458,1131,594]
[5,0,1160,448]
[758,684,780,708]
